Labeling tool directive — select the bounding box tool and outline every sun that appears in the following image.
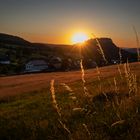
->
[72,32,89,44]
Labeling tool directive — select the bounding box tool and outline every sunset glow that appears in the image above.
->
[0,0,139,47]
[72,33,89,44]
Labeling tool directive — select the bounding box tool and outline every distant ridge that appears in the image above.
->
[0,33,31,46]
[0,32,138,50]
[122,48,140,54]
[0,33,137,64]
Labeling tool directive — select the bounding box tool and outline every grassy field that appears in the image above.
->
[0,62,140,140]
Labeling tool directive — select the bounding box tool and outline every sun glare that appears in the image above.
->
[72,32,89,44]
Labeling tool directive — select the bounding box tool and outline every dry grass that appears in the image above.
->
[124,62,138,96]
[0,62,140,140]
[0,62,139,99]
[80,59,90,97]
[133,26,140,62]
[0,30,140,139]
[50,79,61,117]
[92,33,108,64]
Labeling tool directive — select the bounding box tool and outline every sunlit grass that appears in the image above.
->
[0,63,139,139]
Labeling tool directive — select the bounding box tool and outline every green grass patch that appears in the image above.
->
[0,67,140,140]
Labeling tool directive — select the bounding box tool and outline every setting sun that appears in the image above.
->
[72,32,89,44]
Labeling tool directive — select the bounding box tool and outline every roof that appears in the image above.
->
[26,60,47,65]
[0,56,10,61]
[50,57,62,63]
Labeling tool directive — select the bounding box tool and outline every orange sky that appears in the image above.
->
[0,0,139,48]
[18,29,137,48]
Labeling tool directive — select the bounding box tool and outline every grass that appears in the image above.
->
[0,62,140,140]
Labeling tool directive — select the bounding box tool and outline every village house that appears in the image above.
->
[50,57,62,70]
[0,56,10,65]
[25,59,48,72]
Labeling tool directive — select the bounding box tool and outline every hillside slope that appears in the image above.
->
[0,33,31,46]
[0,62,140,140]
[0,62,139,99]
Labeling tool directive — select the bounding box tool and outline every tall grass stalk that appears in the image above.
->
[124,62,137,96]
[61,83,77,100]
[133,26,140,62]
[117,64,123,79]
[80,59,90,97]
[92,33,108,64]
[50,80,72,136]
[50,80,61,117]
[96,66,110,101]
[113,77,120,106]
[96,66,101,80]
[58,119,71,135]
[96,66,102,92]
[116,47,123,79]
[61,83,73,92]
[111,120,125,127]
[119,48,122,64]
[114,77,118,93]
[83,123,91,138]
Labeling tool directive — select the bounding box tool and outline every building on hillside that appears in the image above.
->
[25,59,48,72]
[90,60,97,68]
[0,56,10,64]
[111,59,120,64]
[49,57,62,70]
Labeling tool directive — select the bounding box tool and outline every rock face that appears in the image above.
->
[82,38,137,66]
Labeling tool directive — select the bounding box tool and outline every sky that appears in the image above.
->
[0,0,140,47]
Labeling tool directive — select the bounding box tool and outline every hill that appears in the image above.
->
[0,33,31,46]
[122,48,140,54]
[83,38,137,65]
[0,33,138,75]
[0,33,137,61]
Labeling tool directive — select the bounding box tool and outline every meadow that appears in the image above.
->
[0,62,140,140]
